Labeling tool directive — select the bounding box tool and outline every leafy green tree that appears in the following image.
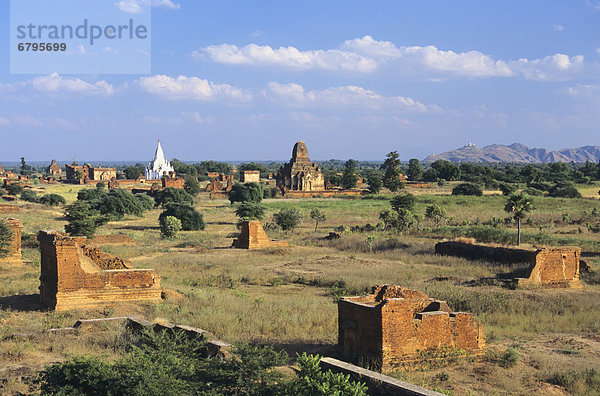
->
[183,176,201,196]
[390,193,416,212]
[5,184,23,196]
[382,151,404,192]
[64,201,107,237]
[235,202,266,220]
[77,184,106,202]
[96,189,146,220]
[310,208,326,231]
[452,183,483,196]
[39,194,66,206]
[407,158,423,181]
[159,204,205,231]
[0,219,14,259]
[155,187,194,207]
[135,193,155,211]
[341,159,359,189]
[424,160,461,182]
[20,190,39,203]
[20,157,29,175]
[498,182,518,196]
[273,208,303,233]
[425,204,447,225]
[228,183,263,204]
[548,182,582,198]
[366,174,382,194]
[123,165,145,179]
[160,216,182,239]
[504,192,534,245]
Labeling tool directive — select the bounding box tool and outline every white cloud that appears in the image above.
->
[138,75,252,101]
[553,24,565,32]
[597,48,600,55]
[0,116,10,126]
[196,43,377,72]
[263,82,437,113]
[566,84,599,97]
[510,53,584,81]
[198,35,588,81]
[30,73,115,96]
[116,0,180,14]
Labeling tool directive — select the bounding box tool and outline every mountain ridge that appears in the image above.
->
[424,143,600,163]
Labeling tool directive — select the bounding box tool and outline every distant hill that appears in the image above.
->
[424,143,600,163]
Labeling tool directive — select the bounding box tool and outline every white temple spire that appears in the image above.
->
[145,140,175,180]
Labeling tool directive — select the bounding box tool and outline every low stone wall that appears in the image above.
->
[320,357,443,396]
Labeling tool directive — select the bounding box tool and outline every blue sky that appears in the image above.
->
[1,0,599,162]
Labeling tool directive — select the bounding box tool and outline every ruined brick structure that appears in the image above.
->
[240,170,260,183]
[207,172,220,179]
[161,173,184,189]
[206,174,234,196]
[205,179,223,192]
[277,141,325,192]
[47,160,62,175]
[0,219,23,266]
[339,285,485,371]
[65,164,117,183]
[38,231,162,311]
[232,221,288,250]
[0,204,20,214]
[435,241,583,288]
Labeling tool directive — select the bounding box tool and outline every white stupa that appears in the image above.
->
[145,140,175,180]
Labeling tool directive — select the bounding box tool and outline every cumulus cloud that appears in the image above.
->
[566,84,599,97]
[138,75,252,101]
[263,82,438,113]
[196,44,377,72]
[553,24,565,32]
[30,73,115,95]
[116,0,180,14]
[198,35,587,81]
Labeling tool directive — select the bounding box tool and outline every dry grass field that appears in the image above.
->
[1,183,600,395]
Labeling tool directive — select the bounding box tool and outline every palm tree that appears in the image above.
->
[504,192,534,246]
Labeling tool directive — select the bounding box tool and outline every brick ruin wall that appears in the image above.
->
[232,220,288,250]
[240,171,261,183]
[0,204,20,214]
[38,231,162,311]
[282,189,368,198]
[0,219,23,266]
[435,241,582,288]
[162,176,184,189]
[339,285,485,371]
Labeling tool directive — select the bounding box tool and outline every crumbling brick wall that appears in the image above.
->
[240,171,260,183]
[38,231,162,311]
[0,219,23,266]
[339,285,485,371]
[161,175,184,189]
[232,221,288,250]
[435,241,535,264]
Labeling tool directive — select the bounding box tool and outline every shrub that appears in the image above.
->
[287,353,368,395]
[0,188,6,196]
[523,187,544,196]
[77,185,106,202]
[235,202,266,220]
[20,189,39,203]
[228,183,263,204]
[548,182,582,198]
[154,187,194,207]
[97,189,146,220]
[498,182,517,196]
[135,193,155,211]
[499,347,520,368]
[425,204,447,224]
[160,216,182,239]
[391,193,416,212]
[273,208,303,233]
[452,183,483,196]
[367,174,383,194]
[0,219,14,259]
[263,187,279,199]
[5,184,23,196]
[64,201,107,237]
[527,181,552,192]
[39,193,66,206]
[183,177,201,195]
[159,204,205,231]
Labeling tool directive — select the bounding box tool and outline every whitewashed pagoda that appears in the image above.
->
[145,140,175,180]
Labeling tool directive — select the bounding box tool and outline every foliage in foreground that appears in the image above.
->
[38,330,367,396]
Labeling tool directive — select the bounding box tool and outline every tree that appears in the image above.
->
[273,208,303,233]
[159,204,205,231]
[390,193,416,212]
[452,183,483,196]
[504,192,534,246]
[135,193,155,211]
[96,189,146,220]
[548,182,582,198]
[424,160,461,182]
[0,219,14,259]
[228,183,263,204]
[159,216,182,239]
[382,151,404,192]
[5,184,23,196]
[235,202,266,220]
[183,176,201,196]
[39,193,66,207]
[310,209,326,231]
[498,182,517,196]
[407,159,423,181]
[20,157,28,175]
[425,204,447,225]
[366,174,382,194]
[341,159,359,189]
[155,187,194,207]
[123,165,144,179]
[20,190,39,203]
[64,201,107,237]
